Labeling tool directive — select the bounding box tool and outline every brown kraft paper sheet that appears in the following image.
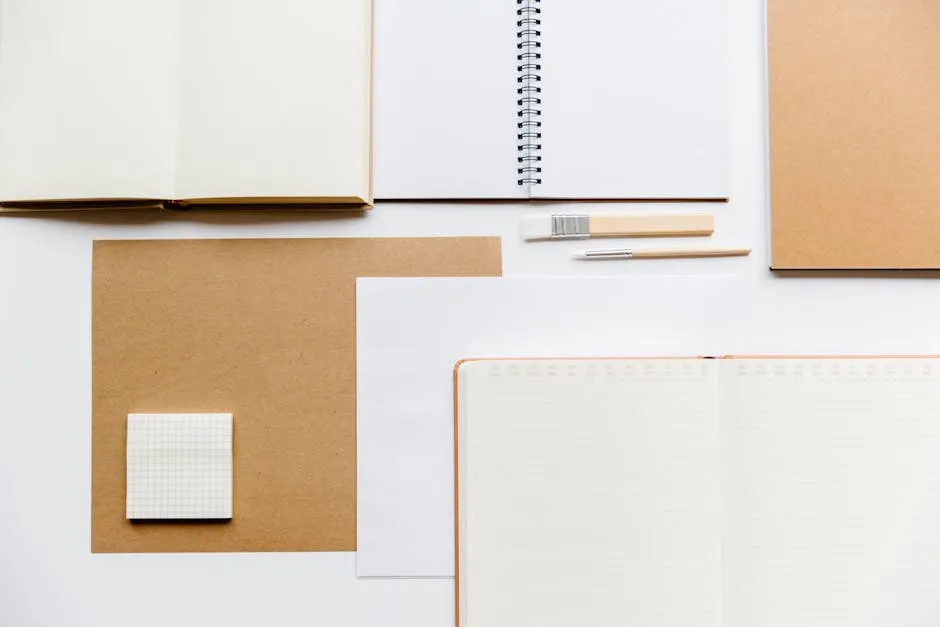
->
[92,236,502,553]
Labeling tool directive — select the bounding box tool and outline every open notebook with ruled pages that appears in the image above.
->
[455,358,940,627]
[374,0,730,200]
[0,0,372,209]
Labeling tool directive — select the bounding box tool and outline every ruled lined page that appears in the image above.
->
[457,359,721,627]
[722,358,940,627]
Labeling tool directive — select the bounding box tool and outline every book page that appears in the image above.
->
[535,0,730,200]
[457,359,721,627]
[372,0,523,199]
[0,0,176,201]
[723,358,940,626]
[175,0,371,201]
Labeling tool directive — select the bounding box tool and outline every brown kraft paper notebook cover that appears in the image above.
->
[92,237,502,553]
[768,0,940,270]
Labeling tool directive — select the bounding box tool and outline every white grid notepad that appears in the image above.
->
[126,413,233,520]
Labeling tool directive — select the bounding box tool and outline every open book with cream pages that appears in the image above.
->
[0,0,372,210]
[456,357,940,627]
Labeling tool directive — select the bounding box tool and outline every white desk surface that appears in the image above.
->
[0,1,928,625]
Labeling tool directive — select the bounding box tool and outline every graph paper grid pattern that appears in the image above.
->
[126,413,233,520]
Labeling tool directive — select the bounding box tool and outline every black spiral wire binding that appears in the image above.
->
[516,0,542,186]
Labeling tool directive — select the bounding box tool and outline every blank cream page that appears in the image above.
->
[175,0,371,201]
[722,358,940,627]
[0,0,177,201]
[457,359,721,627]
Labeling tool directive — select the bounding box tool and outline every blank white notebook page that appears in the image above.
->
[126,413,233,520]
[722,359,940,627]
[0,0,177,201]
[457,359,722,627]
[372,0,523,199]
[176,0,372,201]
[537,0,730,199]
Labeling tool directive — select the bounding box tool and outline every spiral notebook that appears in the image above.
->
[456,357,940,627]
[0,0,372,209]
[374,0,731,201]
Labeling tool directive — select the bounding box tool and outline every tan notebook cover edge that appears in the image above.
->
[0,200,169,213]
[767,0,940,270]
[1,197,372,213]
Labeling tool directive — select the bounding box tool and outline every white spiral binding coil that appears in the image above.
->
[516,0,542,186]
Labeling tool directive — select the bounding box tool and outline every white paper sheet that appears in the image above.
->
[356,275,940,577]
